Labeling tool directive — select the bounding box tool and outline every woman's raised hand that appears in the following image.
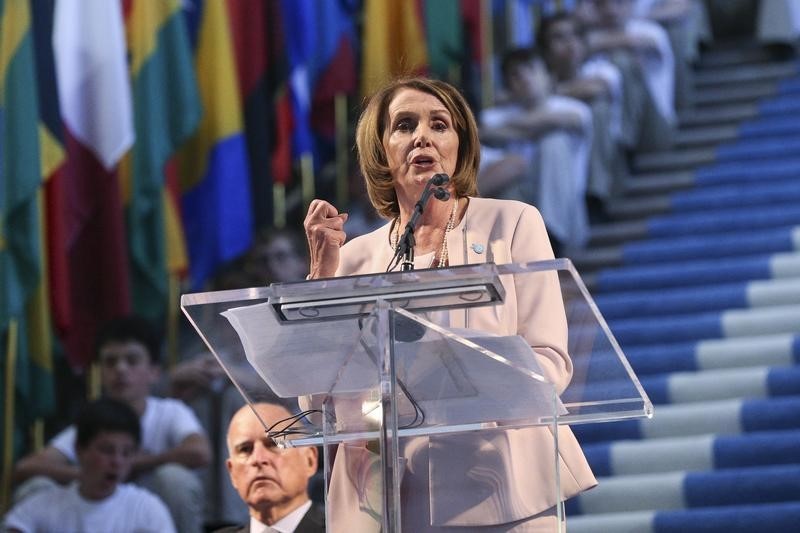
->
[304,199,348,279]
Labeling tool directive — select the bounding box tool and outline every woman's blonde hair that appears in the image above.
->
[355,77,480,220]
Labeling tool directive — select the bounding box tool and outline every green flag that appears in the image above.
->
[125,0,202,323]
[1,0,47,461]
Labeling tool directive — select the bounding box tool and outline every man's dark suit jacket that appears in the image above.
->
[213,504,325,533]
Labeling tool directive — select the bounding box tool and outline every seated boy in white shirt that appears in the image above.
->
[12,315,211,532]
[4,398,176,533]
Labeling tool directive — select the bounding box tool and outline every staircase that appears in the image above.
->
[567,43,800,532]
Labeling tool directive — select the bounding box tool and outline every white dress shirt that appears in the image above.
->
[249,500,312,533]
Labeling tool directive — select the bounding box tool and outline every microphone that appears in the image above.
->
[430,173,449,186]
[433,188,450,201]
[390,174,451,272]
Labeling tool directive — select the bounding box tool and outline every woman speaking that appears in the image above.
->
[304,77,596,532]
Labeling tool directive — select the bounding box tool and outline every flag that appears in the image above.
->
[0,0,47,458]
[31,0,69,338]
[278,0,357,201]
[280,0,316,163]
[227,0,288,227]
[28,0,64,422]
[505,0,538,48]
[180,0,253,290]
[361,0,429,97]
[53,0,134,368]
[462,0,485,66]
[424,0,464,84]
[124,0,201,322]
[309,0,358,141]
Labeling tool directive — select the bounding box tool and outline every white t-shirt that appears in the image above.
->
[480,95,592,249]
[3,482,176,533]
[579,57,624,141]
[50,396,204,462]
[626,18,676,125]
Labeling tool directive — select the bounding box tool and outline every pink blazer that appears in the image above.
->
[329,197,597,531]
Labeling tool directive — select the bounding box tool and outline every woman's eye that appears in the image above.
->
[432,121,448,132]
[395,119,413,131]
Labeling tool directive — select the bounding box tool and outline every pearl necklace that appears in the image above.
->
[392,197,459,268]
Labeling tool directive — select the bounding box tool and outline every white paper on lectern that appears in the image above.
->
[222,303,566,423]
[221,302,373,397]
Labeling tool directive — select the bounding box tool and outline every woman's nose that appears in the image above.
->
[414,129,431,147]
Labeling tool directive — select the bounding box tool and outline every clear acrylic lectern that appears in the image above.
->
[181,259,652,532]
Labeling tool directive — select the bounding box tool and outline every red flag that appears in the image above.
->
[53,0,135,367]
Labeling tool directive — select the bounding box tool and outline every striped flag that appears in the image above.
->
[31,0,69,339]
[124,0,201,322]
[227,0,291,227]
[53,0,134,368]
[180,0,253,290]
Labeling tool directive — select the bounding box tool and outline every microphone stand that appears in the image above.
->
[394,174,451,271]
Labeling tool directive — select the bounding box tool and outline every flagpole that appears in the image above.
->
[506,0,517,47]
[335,93,349,207]
[300,152,315,207]
[88,362,101,401]
[273,183,286,228]
[480,0,495,109]
[1,320,18,512]
[167,274,180,371]
[32,419,44,452]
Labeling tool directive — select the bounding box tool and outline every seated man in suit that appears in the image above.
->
[217,402,324,533]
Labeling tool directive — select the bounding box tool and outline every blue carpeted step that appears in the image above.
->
[566,464,800,516]
[603,176,800,222]
[588,204,800,246]
[591,252,800,292]
[693,156,800,186]
[621,157,800,198]
[577,226,800,270]
[595,278,800,319]
[715,134,800,162]
[609,304,800,346]
[670,178,800,212]
[758,92,800,115]
[776,74,800,94]
[739,113,800,138]
[640,366,800,405]
[581,430,800,477]
[573,334,800,377]
[644,204,800,241]
[617,225,800,265]
[568,502,800,533]
[572,396,800,444]
[566,366,800,407]
[633,134,800,174]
